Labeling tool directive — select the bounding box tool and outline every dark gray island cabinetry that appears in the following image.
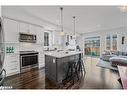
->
[45,51,82,84]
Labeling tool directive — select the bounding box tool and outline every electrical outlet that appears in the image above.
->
[53,59,56,63]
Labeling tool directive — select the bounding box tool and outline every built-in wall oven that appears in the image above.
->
[20,51,38,72]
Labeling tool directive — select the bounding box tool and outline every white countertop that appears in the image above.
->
[45,50,82,58]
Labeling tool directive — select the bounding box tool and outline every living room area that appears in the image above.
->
[77,25,127,89]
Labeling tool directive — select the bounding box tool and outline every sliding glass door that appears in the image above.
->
[84,36,100,56]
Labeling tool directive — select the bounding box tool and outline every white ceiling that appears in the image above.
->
[2,6,127,34]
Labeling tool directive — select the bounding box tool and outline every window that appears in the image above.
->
[44,32,49,46]
[106,34,117,51]
[112,34,117,51]
[106,35,111,50]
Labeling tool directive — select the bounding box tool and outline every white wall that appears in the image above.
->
[77,26,127,55]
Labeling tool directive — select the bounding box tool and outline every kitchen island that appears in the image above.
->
[45,51,82,84]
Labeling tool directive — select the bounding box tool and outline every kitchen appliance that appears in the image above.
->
[0,69,6,86]
[19,33,36,43]
[0,17,6,86]
[20,51,38,72]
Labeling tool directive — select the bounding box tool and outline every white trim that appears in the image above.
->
[2,16,44,28]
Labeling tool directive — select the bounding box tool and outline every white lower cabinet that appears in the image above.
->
[38,52,45,68]
[4,54,20,76]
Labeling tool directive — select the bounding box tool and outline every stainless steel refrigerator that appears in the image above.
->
[0,17,6,86]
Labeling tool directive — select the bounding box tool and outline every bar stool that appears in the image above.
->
[77,59,86,76]
[65,61,79,85]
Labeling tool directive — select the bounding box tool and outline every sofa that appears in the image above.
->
[100,50,127,61]
[100,50,127,67]
[100,50,118,61]
[109,56,127,67]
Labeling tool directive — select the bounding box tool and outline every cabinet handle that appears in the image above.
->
[10,68,17,70]
[10,55,16,57]
[10,61,18,63]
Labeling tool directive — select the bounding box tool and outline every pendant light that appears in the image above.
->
[73,16,76,39]
[59,7,65,36]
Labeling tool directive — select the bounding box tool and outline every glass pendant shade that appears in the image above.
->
[59,31,65,36]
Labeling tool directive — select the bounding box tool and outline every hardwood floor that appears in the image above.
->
[3,57,122,89]
[79,57,122,89]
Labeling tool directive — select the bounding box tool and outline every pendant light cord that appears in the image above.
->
[60,7,63,32]
[73,16,76,35]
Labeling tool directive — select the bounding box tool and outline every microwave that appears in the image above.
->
[19,33,36,43]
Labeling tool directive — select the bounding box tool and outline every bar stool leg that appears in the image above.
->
[75,63,79,80]
[81,60,86,74]
[66,64,71,81]
[71,64,74,85]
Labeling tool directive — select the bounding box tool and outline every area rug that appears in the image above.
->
[96,59,118,71]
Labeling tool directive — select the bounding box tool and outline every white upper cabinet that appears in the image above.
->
[19,22,29,34]
[29,24,36,34]
[36,26,44,44]
[3,18,19,43]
